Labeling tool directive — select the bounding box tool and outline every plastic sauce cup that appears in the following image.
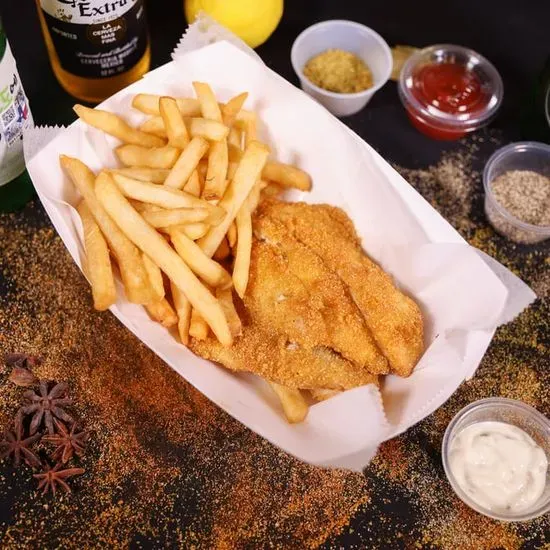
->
[291,20,392,117]
[442,398,550,522]
[483,141,550,244]
[398,44,503,140]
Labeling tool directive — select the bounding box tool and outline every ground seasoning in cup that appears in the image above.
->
[303,49,373,94]
[483,142,550,244]
[491,171,550,226]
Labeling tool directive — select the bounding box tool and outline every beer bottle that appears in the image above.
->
[0,18,35,213]
[36,0,151,103]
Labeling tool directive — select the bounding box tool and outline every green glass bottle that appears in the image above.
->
[0,17,35,213]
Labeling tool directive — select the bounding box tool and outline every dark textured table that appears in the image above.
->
[0,1,549,548]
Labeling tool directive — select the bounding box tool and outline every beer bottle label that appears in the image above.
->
[40,0,148,79]
[0,43,33,187]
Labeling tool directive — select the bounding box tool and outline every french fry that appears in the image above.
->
[198,141,270,257]
[189,308,209,340]
[203,139,228,201]
[77,201,116,311]
[142,253,165,300]
[129,201,163,214]
[115,145,180,169]
[309,388,342,402]
[246,182,262,213]
[141,116,229,142]
[170,228,232,289]
[111,167,169,183]
[262,161,312,191]
[132,94,201,116]
[222,92,248,127]
[60,156,155,305]
[156,223,208,240]
[139,116,167,138]
[112,173,221,212]
[228,144,243,163]
[193,81,223,122]
[73,105,165,148]
[236,110,256,125]
[227,161,239,180]
[178,222,209,240]
[227,221,237,248]
[197,160,208,181]
[242,112,257,147]
[268,382,309,423]
[187,118,229,142]
[184,169,201,197]
[262,182,284,198]
[213,238,231,261]
[170,280,191,345]
[132,93,255,121]
[164,136,209,189]
[145,298,178,328]
[228,127,243,150]
[216,288,242,337]
[94,172,232,346]
[142,208,215,228]
[233,205,252,298]
[159,96,190,148]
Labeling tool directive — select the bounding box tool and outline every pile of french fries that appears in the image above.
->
[62,82,315,423]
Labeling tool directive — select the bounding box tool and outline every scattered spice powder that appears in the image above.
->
[1,134,549,548]
[0,211,370,548]
[303,49,373,93]
[394,147,479,235]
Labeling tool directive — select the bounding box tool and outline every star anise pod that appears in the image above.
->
[0,416,42,469]
[33,462,85,496]
[4,353,42,369]
[42,418,90,464]
[8,367,38,387]
[21,381,74,435]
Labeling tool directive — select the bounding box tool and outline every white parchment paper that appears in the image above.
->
[23,19,535,471]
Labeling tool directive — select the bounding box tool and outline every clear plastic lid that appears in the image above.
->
[399,44,503,131]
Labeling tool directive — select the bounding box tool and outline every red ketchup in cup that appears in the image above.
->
[398,45,503,140]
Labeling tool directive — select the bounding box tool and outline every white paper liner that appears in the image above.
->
[172,12,263,64]
[21,19,536,471]
[24,125,66,164]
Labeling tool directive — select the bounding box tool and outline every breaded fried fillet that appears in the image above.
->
[190,323,379,390]
[257,200,424,377]
[250,213,389,375]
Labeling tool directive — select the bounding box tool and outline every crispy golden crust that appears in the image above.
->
[189,325,379,390]
[257,200,424,377]
[249,214,389,375]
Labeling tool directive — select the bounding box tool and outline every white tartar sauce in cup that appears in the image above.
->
[449,421,548,513]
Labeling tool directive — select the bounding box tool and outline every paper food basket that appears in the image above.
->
[23,16,535,471]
